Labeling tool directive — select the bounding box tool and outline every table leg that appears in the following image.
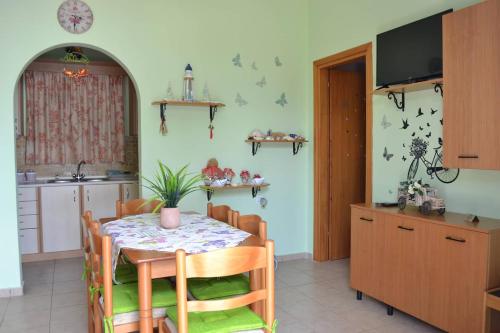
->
[138,262,153,333]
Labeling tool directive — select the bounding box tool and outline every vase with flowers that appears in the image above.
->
[143,161,203,229]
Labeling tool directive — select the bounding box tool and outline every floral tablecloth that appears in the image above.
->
[101,212,251,279]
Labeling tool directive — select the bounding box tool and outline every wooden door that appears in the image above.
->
[121,183,139,202]
[83,184,120,220]
[443,0,500,169]
[329,69,365,259]
[425,224,489,332]
[350,207,384,300]
[382,215,428,317]
[41,185,81,252]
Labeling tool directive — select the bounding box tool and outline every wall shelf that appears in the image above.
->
[245,139,308,156]
[372,78,443,112]
[201,183,270,201]
[151,100,225,136]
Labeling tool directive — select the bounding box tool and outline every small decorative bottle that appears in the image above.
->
[182,64,194,102]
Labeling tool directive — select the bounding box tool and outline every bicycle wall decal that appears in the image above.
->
[407,137,459,184]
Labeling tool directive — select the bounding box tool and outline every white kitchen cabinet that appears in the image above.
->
[41,185,81,252]
[121,182,139,202]
[83,183,120,220]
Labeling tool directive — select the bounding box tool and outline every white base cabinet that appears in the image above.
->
[41,186,81,253]
[122,182,139,202]
[83,183,120,220]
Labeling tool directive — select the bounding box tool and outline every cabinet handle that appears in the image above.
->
[445,236,466,243]
[126,189,129,200]
[398,225,414,231]
[458,155,478,159]
[359,217,373,222]
[87,190,90,202]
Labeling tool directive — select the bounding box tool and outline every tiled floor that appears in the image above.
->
[0,257,442,333]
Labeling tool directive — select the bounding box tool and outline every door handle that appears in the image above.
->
[398,225,414,231]
[126,189,129,199]
[445,236,466,243]
[87,189,90,202]
[359,217,373,222]
[458,155,478,159]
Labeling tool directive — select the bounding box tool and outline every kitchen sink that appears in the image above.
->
[46,177,109,183]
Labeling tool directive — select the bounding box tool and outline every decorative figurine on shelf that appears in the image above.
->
[240,170,250,184]
[398,180,446,215]
[201,158,224,185]
[223,168,235,183]
[249,129,265,141]
[251,173,265,186]
[182,64,194,102]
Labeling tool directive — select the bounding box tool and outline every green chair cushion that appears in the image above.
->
[165,306,265,333]
[112,279,177,314]
[114,263,138,284]
[188,274,250,300]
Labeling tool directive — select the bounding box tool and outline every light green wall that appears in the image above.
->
[0,0,308,290]
[306,0,500,252]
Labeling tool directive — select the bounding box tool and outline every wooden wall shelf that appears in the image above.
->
[245,139,308,156]
[372,78,443,112]
[372,78,443,95]
[201,183,270,201]
[151,100,225,136]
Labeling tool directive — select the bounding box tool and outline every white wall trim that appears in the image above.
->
[0,285,23,298]
[276,252,312,262]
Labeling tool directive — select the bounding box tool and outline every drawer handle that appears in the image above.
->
[359,217,373,222]
[398,225,414,231]
[446,236,466,243]
[458,155,478,159]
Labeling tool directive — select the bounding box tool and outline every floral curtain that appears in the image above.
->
[24,70,125,165]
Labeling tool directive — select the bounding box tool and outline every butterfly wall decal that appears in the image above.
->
[426,132,432,138]
[440,118,443,125]
[381,115,391,129]
[412,132,416,137]
[235,93,248,107]
[383,147,394,161]
[275,93,287,107]
[431,108,438,115]
[232,53,242,67]
[274,56,282,67]
[251,61,258,70]
[402,156,407,162]
[438,137,443,146]
[401,119,409,129]
[419,126,424,131]
[256,76,266,88]
[416,108,424,117]
[427,122,430,127]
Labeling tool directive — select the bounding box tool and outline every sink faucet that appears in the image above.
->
[73,160,86,182]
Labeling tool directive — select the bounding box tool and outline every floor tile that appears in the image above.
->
[9,257,444,333]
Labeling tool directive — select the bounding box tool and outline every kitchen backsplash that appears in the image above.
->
[16,136,138,177]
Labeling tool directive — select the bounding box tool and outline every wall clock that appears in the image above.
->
[57,0,94,34]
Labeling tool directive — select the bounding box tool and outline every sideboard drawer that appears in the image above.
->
[17,201,37,216]
[18,215,37,229]
[17,187,37,202]
[19,228,39,254]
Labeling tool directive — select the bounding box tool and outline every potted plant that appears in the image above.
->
[143,161,203,229]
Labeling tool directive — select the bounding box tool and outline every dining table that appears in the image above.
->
[100,212,265,333]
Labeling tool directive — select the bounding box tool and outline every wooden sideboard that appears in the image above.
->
[350,204,500,333]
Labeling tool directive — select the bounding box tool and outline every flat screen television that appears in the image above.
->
[376,9,452,87]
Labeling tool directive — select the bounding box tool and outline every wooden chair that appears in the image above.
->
[81,211,95,333]
[234,214,267,239]
[87,228,177,333]
[160,241,276,333]
[207,203,232,224]
[483,287,500,332]
[115,199,162,218]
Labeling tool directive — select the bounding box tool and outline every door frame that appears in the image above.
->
[313,43,373,261]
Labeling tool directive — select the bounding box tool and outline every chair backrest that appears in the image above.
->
[207,203,231,223]
[87,227,114,320]
[116,199,162,218]
[235,214,267,239]
[175,240,275,333]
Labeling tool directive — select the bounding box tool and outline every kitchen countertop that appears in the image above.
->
[18,178,138,188]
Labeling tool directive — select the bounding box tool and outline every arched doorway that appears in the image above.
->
[14,44,141,263]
